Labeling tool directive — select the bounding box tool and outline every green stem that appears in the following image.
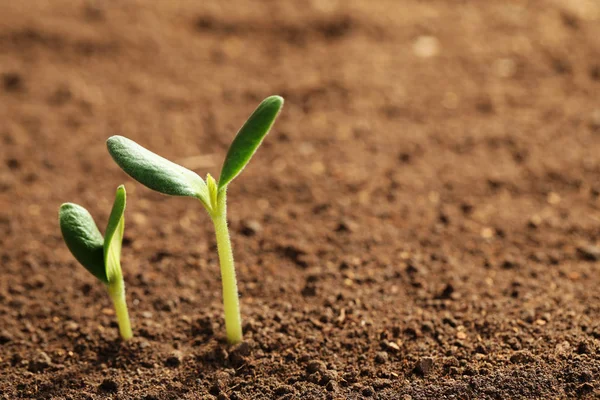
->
[211,189,243,344]
[107,279,133,340]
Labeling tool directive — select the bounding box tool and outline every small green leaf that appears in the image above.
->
[59,203,107,283]
[104,185,126,283]
[206,173,218,212]
[218,96,284,191]
[107,136,211,206]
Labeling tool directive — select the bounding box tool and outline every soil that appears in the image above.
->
[1,1,600,399]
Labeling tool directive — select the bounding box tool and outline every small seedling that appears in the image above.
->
[106,96,284,344]
[59,185,133,340]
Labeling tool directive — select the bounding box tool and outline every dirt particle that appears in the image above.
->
[240,219,262,236]
[414,357,434,376]
[2,72,23,92]
[521,308,536,323]
[28,351,53,372]
[374,351,389,364]
[306,360,327,374]
[547,191,561,205]
[229,341,251,365]
[576,383,594,396]
[442,316,458,328]
[590,109,600,131]
[576,341,590,354]
[555,341,570,355]
[460,202,474,215]
[83,4,105,22]
[384,340,401,351]
[361,385,375,397]
[591,65,600,81]
[6,158,20,170]
[494,58,517,78]
[65,321,79,331]
[320,370,338,385]
[551,57,572,75]
[326,380,337,391]
[437,283,455,299]
[274,384,294,396]
[398,152,411,163]
[0,330,12,344]
[301,283,317,297]
[165,351,182,367]
[501,257,520,269]
[474,344,487,354]
[528,214,542,229]
[98,378,118,393]
[577,245,600,261]
[335,218,358,233]
[47,85,72,106]
[475,97,494,114]
[413,36,440,58]
[510,351,534,364]
[314,15,353,40]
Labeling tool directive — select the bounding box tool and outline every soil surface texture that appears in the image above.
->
[1,1,600,399]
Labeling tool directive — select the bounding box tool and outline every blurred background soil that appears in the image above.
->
[1,1,599,398]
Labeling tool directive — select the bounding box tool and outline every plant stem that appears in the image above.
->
[211,190,243,344]
[107,279,133,340]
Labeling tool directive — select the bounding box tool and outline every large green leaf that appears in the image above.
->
[59,203,108,283]
[107,136,210,206]
[104,185,126,283]
[218,96,284,191]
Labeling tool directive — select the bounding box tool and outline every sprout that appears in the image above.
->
[106,96,284,344]
[59,185,133,340]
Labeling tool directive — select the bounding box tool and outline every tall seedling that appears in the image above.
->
[107,96,283,344]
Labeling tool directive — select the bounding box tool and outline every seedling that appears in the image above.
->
[58,185,133,340]
[106,96,284,344]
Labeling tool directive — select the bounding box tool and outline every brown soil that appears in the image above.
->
[1,1,600,399]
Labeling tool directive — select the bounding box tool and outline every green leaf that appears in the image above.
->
[107,135,211,207]
[104,185,126,283]
[218,96,284,191]
[59,203,108,283]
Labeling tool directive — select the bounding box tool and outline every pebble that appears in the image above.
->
[577,245,600,261]
[547,192,561,205]
[374,351,389,364]
[65,321,79,331]
[306,360,327,374]
[413,36,440,58]
[142,311,153,319]
[414,357,434,376]
[240,219,262,236]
